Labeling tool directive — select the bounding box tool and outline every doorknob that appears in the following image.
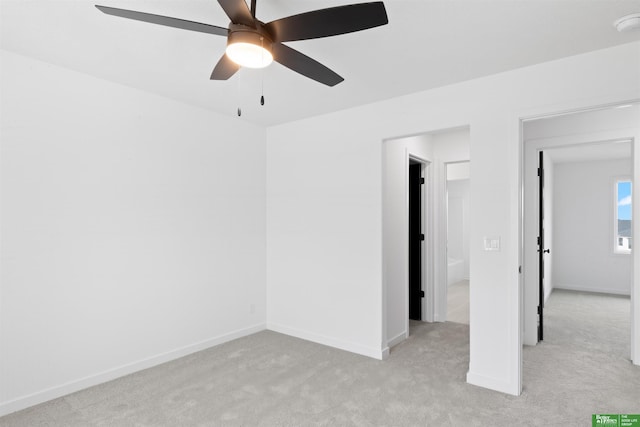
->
[543,249,550,254]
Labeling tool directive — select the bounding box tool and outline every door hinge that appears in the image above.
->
[537,305,541,315]
[537,167,541,177]
[519,265,522,274]
[537,236,541,246]
[420,177,425,184]
[420,234,425,241]
[420,290,425,298]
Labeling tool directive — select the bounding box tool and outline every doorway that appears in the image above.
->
[383,127,470,349]
[446,161,470,324]
[409,160,424,321]
[522,104,638,363]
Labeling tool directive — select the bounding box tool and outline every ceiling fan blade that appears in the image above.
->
[95,5,228,36]
[265,2,388,43]
[217,0,255,27]
[210,54,241,80]
[272,43,343,87]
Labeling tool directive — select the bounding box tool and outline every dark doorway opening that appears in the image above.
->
[409,160,424,321]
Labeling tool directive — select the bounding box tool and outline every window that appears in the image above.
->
[615,180,632,254]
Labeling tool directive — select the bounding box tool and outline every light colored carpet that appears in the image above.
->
[1,289,638,426]
[446,280,469,324]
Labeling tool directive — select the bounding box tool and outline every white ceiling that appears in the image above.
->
[2,0,640,126]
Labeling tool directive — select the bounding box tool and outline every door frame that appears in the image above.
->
[408,154,432,329]
[409,159,424,321]
[520,102,640,365]
[537,150,545,342]
[382,136,436,351]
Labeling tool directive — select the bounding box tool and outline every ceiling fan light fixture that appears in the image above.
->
[95,0,389,85]
[225,30,273,69]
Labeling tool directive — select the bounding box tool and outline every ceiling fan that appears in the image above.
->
[95,0,388,87]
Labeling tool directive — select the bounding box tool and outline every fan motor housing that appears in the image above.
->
[227,23,273,51]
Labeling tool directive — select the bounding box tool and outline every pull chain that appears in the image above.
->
[236,68,242,117]
[260,37,265,106]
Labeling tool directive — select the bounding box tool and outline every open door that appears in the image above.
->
[537,151,550,341]
[409,161,424,320]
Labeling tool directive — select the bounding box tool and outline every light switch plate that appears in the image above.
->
[484,237,500,251]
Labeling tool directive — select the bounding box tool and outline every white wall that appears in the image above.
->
[524,106,640,140]
[266,41,640,396]
[553,159,632,295]
[433,129,471,163]
[447,162,470,181]
[0,50,267,415]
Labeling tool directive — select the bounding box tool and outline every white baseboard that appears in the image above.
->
[466,370,520,396]
[0,323,266,417]
[554,283,630,296]
[266,322,385,360]
[381,346,390,360]
[387,331,407,349]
